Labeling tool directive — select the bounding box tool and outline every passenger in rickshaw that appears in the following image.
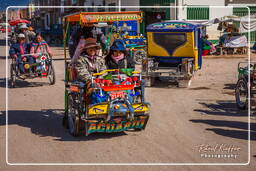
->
[9,33,33,76]
[74,38,107,104]
[30,33,53,58]
[105,39,136,103]
[105,39,135,69]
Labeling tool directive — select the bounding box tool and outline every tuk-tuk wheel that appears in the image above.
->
[144,76,155,87]
[177,79,191,88]
[235,78,248,110]
[134,49,146,65]
[10,64,16,88]
[67,94,80,136]
[48,62,56,85]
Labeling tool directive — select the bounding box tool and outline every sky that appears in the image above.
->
[0,0,29,11]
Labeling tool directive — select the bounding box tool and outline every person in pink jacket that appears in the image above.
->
[30,33,53,58]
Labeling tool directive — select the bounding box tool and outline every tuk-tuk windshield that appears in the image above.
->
[153,33,186,54]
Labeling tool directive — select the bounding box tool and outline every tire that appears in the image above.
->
[10,64,16,88]
[67,94,80,136]
[235,78,248,110]
[134,49,146,65]
[48,62,56,85]
[178,79,192,88]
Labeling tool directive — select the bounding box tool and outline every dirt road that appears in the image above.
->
[0,33,255,170]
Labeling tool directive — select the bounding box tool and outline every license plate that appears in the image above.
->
[110,91,125,100]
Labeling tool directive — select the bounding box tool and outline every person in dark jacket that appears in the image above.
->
[9,33,32,74]
[105,39,135,69]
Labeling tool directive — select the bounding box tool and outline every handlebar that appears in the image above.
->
[92,69,140,77]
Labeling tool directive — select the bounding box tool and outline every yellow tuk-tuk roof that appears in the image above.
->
[63,11,143,24]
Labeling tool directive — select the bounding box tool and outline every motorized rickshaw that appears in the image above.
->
[235,62,256,109]
[143,21,203,87]
[62,11,150,136]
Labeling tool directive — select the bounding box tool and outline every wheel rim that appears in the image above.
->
[236,81,247,106]
[48,64,55,84]
[10,65,16,87]
[134,50,145,64]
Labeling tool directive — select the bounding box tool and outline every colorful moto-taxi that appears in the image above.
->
[143,21,203,87]
[63,11,150,136]
[65,68,150,136]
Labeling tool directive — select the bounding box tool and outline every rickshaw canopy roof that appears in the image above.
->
[147,21,202,32]
[64,11,143,24]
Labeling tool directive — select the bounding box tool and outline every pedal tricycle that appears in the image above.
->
[235,62,256,109]
[9,53,56,87]
[143,21,204,87]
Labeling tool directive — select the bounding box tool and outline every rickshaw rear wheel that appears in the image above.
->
[48,62,56,85]
[67,94,81,136]
[10,63,16,88]
[235,78,248,110]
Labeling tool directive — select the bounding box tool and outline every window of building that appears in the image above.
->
[187,7,209,20]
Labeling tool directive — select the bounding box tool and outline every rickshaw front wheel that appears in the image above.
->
[10,63,16,88]
[235,78,248,110]
[67,94,81,136]
[48,62,56,85]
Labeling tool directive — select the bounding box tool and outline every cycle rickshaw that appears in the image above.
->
[62,11,150,136]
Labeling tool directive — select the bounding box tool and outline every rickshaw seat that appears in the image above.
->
[68,65,77,81]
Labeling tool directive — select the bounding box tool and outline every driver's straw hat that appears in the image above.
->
[17,33,25,38]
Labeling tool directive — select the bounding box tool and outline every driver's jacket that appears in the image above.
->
[75,54,106,82]
[9,42,29,58]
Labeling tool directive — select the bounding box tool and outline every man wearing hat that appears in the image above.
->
[9,33,33,75]
[11,24,35,44]
[75,38,106,82]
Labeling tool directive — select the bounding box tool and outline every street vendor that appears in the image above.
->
[30,33,53,58]
[9,33,33,75]
[105,39,135,69]
[75,38,106,82]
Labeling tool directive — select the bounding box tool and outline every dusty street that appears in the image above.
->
[0,32,255,170]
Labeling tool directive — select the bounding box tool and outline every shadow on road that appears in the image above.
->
[223,83,236,90]
[190,119,255,141]
[0,77,51,88]
[0,109,127,141]
[194,100,248,117]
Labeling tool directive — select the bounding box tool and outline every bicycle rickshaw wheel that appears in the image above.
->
[67,94,80,136]
[48,62,56,85]
[10,63,16,88]
[235,78,248,110]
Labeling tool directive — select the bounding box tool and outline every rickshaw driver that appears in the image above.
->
[9,33,33,76]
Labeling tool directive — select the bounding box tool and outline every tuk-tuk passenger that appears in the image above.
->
[105,39,135,69]
[74,38,107,104]
[75,38,106,82]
